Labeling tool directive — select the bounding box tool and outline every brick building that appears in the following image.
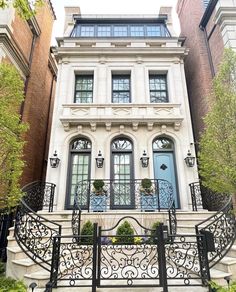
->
[0,1,57,185]
[177,0,236,143]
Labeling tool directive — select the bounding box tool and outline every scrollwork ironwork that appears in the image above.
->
[195,197,236,268]
[22,181,56,212]
[14,184,61,272]
[165,234,210,286]
[168,200,177,238]
[189,182,203,211]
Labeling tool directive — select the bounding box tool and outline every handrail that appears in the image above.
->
[195,196,236,268]
[14,182,61,272]
[189,182,203,211]
[71,193,82,237]
[22,181,56,212]
[168,199,177,237]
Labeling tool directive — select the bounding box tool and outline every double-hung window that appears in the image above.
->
[149,75,168,103]
[112,75,131,103]
[74,75,93,103]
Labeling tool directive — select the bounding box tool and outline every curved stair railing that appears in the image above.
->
[71,193,82,237]
[14,181,61,272]
[168,199,177,237]
[195,196,236,268]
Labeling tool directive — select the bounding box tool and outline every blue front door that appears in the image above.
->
[153,153,179,208]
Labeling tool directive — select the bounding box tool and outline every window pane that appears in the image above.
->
[112,76,130,103]
[114,26,128,36]
[153,138,173,150]
[80,26,94,37]
[147,25,161,37]
[75,76,93,103]
[149,75,168,103]
[130,26,144,36]
[97,25,111,36]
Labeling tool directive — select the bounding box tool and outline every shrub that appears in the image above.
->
[92,180,105,194]
[150,221,160,244]
[0,277,26,292]
[116,221,134,244]
[141,178,152,189]
[209,280,236,291]
[80,220,94,244]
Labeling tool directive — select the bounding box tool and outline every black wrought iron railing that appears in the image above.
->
[168,200,177,238]
[14,182,61,272]
[189,182,203,211]
[195,196,236,268]
[71,193,82,237]
[22,181,56,212]
[74,179,174,212]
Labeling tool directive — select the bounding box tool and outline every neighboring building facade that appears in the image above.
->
[0,1,57,185]
[47,7,198,211]
[177,0,236,143]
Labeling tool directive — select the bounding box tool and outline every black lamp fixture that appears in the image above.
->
[140,150,149,168]
[95,150,104,168]
[184,150,195,167]
[50,151,60,168]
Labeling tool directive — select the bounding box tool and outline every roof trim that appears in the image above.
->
[199,0,218,29]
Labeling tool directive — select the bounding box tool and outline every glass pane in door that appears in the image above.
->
[112,153,133,208]
[69,154,90,206]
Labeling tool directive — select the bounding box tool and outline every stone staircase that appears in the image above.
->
[6,210,236,291]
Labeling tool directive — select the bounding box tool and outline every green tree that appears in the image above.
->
[199,48,236,203]
[0,63,28,211]
[0,0,44,19]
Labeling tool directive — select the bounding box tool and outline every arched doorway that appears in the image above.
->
[153,137,179,208]
[66,138,91,209]
[110,137,134,209]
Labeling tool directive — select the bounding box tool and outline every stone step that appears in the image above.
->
[210,268,233,286]
[213,256,236,275]
[24,270,50,288]
[226,244,236,258]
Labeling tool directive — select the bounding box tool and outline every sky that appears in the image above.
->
[50,0,179,44]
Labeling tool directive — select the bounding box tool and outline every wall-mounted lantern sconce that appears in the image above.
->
[50,151,60,168]
[140,150,149,168]
[95,150,104,168]
[184,150,195,167]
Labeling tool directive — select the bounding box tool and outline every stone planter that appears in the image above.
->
[90,194,107,212]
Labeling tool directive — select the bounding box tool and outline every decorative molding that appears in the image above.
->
[132,122,139,131]
[27,16,41,36]
[147,122,153,131]
[62,122,70,132]
[161,124,167,134]
[136,56,143,64]
[77,125,83,133]
[90,122,96,132]
[99,55,107,64]
[119,125,125,133]
[174,122,181,131]
[105,122,111,131]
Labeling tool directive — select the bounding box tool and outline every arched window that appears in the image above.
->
[153,136,179,208]
[66,138,91,209]
[110,137,134,209]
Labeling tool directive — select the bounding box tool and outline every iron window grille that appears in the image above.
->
[112,75,131,103]
[149,74,168,103]
[74,75,93,103]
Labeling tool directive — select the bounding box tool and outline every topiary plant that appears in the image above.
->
[92,179,105,194]
[140,178,153,194]
[80,220,94,244]
[116,220,134,244]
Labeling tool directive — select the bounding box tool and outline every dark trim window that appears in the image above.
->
[114,25,128,36]
[97,25,111,37]
[149,74,168,103]
[147,25,161,37]
[130,25,144,36]
[74,75,93,103]
[112,75,131,103]
[80,25,94,37]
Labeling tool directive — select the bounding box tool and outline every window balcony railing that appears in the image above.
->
[60,103,183,131]
[73,179,174,212]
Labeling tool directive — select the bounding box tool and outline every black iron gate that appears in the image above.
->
[47,217,210,292]
[97,216,167,290]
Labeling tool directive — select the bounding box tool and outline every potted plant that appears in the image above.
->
[90,179,107,212]
[140,178,158,211]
